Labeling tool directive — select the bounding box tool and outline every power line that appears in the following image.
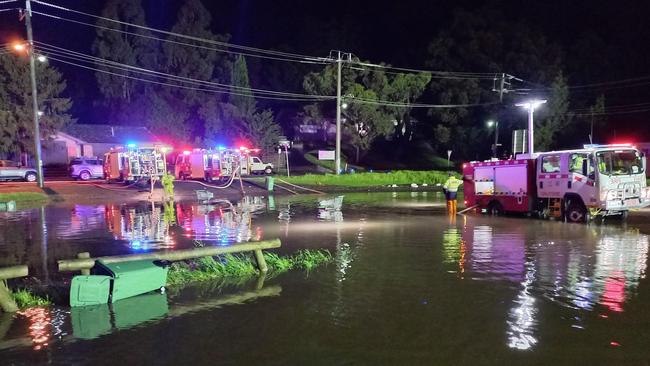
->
[570,101,650,113]
[35,41,332,99]
[0,0,16,5]
[345,64,498,80]
[571,107,650,116]
[45,55,333,102]
[31,10,330,66]
[350,60,499,79]
[0,7,17,13]
[31,0,325,62]
[347,97,497,109]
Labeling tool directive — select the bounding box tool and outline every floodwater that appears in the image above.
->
[1,192,650,365]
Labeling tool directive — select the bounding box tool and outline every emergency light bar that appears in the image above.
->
[583,143,633,149]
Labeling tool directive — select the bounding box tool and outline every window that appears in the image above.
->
[569,153,593,176]
[596,150,644,176]
[541,155,561,173]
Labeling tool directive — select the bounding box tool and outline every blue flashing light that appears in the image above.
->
[217,145,226,150]
[127,142,137,148]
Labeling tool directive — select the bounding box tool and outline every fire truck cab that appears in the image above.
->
[463,144,650,223]
[104,144,167,183]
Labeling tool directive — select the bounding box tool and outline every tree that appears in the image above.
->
[535,72,571,151]
[159,0,232,142]
[229,55,256,118]
[0,52,72,156]
[93,0,156,124]
[303,60,430,161]
[425,7,563,159]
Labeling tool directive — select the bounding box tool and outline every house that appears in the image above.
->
[42,124,163,165]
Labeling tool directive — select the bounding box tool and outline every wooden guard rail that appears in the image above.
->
[58,239,282,273]
[0,265,29,313]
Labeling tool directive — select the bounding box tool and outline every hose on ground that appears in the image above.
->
[275,178,325,194]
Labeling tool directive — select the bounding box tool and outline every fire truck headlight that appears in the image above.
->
[606,190,618,201]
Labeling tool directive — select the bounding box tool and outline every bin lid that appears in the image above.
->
[70,275,112,307]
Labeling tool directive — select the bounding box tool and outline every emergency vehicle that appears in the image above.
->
[174,147,273,182]
[236,147,274,175]
[463,144,650,222]
[104,144,167,183]
[174,149,224,182]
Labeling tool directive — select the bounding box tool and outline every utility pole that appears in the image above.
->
[498,73,506,103]
[335,51,342,175]
[25,0,44,187]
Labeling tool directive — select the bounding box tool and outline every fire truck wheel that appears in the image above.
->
[487,201,504,216]
[565,202,588,223]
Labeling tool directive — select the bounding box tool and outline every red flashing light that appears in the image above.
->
[462,163,468,168]
[239,146,247,150]
[183,150,191,155]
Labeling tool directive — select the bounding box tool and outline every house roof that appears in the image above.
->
[62,124,161,144]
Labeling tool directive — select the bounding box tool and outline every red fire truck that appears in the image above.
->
[463,144,650,222]
[174,147,273,182]
[104,144,168,183]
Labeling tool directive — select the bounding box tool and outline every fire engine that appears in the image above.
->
[174,149,224,182]
[174,147,273,182]
[104,144,167,183]
[463,144,650,222]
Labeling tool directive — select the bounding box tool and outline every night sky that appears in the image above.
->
[1,0,650,140]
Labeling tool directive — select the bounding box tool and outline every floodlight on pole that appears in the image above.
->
[515,99,546,155]
[486,120,499,158]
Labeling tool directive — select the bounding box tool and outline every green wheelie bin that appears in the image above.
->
[70,259,169,307]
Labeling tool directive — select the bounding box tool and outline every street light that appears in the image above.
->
[515,99,547,155]
[13,43,27,52]
[486,120,499,159]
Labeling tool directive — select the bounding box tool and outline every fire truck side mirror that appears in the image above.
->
[582,160,588,176]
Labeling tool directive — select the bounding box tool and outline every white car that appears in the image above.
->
[249,156,274,175]
[69,157,105,180]
[0,160,37,182]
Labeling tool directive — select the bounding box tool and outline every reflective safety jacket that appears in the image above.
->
[443,176,463,192]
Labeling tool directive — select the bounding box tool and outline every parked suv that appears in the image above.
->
[0,160,37,182]
[70,157,104,180]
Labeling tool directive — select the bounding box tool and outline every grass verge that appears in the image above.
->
[167,249,332,287]
[282,170,452,187]
[0,192,48,203]
[12,289,52,308]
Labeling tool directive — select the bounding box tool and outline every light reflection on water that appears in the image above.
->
[0,192,649,362]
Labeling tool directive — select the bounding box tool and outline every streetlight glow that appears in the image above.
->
[36,54,47,62]
[516,99,547,155]
[515,99,547,111]
[13,43,26,52]
[486,120,499,158]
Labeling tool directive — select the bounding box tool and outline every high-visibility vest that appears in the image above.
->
[443,177,463,192]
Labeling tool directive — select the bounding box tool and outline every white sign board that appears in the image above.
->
[318,150,335,160]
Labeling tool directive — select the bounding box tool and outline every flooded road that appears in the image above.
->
[1,192,650,365]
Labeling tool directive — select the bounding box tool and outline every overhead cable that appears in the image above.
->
[31,10,330,65]
[35,41,331,99]
[32,0,325,62]
[45,55,333,102]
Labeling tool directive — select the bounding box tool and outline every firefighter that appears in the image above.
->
[443,172,463,214]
